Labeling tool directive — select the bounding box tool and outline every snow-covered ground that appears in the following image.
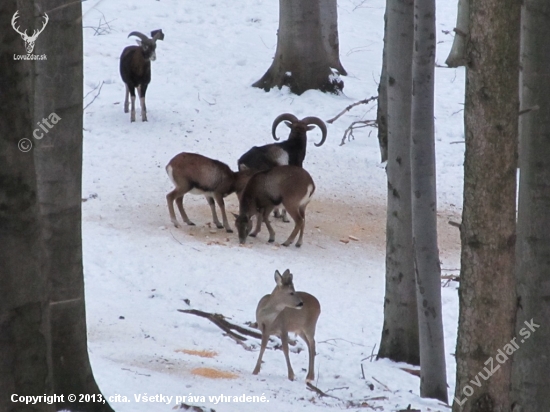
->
[82,0,465,410]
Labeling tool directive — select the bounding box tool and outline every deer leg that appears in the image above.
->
[273,207,289,222]
[281,330,295,381]
[206,196,223,229]
[253,327,270,375]
[281,207,303,247]
[295,206,308,247]
[124,84,130,113]
[213,192,233,233]
[175,195,195,226]
[299,331,316,382]
[166,190,181,228]
[281,208,289,222]
[263,209,276,243]
[250,213,263,238]
[129,87,136,122]
[138,85,148,122]
[167,188,191,228]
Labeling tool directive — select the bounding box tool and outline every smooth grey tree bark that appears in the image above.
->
[376,11,389,163]
[511,0,550,409]
[0,1,54,410]
[377,0,419,366]
[445,0,469,68]
[319,0,347,76]
[452,0,520,410]
[33,1,113,410]
[410,0,447,402]
[253,0,346,95]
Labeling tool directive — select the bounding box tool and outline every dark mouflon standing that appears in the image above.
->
[238,113,327,171]
[120,30,164,122]
[237,114,326,222]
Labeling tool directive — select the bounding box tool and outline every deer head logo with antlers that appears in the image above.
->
[11,11,49,54]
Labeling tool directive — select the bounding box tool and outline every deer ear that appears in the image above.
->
[282,269,293,283]
[284,121,292,128]
[274,270,283,285]
[135,40,142,46]
[306,125,315,131]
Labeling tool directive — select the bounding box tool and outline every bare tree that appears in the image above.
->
[376,11,389,162]
[511,0,550,409]
[445,0,469,68]
[32,1,113,410]
[253,0,346,95]
[0,2,54,410]
[452,0,520,409]
[320,0,347,76]
[377,0,419,366]
[410,0,447,402]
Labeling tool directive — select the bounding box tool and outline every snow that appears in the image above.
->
[82,0,465,410]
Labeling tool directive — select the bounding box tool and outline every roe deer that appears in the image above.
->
[253,269,321,382]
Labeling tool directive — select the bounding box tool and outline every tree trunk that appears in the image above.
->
[511,0,550,409]
[452,0,520,409]
[253,0,345,95]
[0,2,54,410]
[33,1,113,410]
[410,0,447,402]
[376,11,389,163]
[319,0,347,76]
[445,0,469,68]
[377,0,419,366]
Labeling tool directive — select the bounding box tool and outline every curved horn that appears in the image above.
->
[151,30,163,42]
[271,113,299,141]
[128,31,149,42]
[301,117,327,147]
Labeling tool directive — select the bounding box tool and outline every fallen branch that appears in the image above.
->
[360,343,377,362]
[225,332,255,351]
[306,382,341,400]
[318,337,365,347]
[346,399,384,410]
[175,403,215,412]
[327,96,378,124]
[121,368,150,377]
[448,220,461,229]
[325,386,349,393]
[442,274,460,287]
[340,120,377,146]
[371,376,393,393]
[178,309,261,340]
[400,367,421,377]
